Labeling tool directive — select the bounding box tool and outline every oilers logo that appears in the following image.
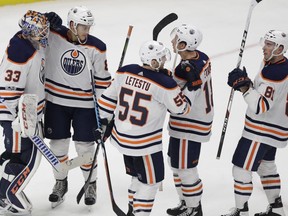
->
[61,49,86,76]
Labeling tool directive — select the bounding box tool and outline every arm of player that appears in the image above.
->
[243,82,275,115]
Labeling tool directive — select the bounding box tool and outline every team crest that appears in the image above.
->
[60,49,86,76]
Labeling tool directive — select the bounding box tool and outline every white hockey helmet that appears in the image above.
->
[171,24,202,51]
[262,30,288,54]
[67,6,94,29]
[19,10,50,48]
[139,40,171,69]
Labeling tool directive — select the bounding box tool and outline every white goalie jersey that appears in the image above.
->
[242,59,288,148]
[0,31,46,122]
[44,26,111,108]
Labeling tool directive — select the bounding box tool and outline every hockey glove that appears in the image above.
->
[227,67,252,92]
[93,118,114,143]
[158,69,173,77]
[45,12,62,30]
[181,60,202,91]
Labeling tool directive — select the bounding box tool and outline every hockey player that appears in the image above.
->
[166,24,214,216]
[43,6,111,207]
[97,40,192,216]
[0,10,50,215]
[222,30,288,216]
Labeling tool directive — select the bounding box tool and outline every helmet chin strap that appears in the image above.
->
[266,45,283,62]
[71,26,88,44]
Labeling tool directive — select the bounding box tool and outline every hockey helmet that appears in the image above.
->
[139,40,171,69]
[171,24,202,51]
[262,30,288,54]
[19,10,50,48]
[67,6,94,29]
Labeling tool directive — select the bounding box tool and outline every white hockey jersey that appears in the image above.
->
[0,31,46,121]
[45,26,111,108]
[98,64,190,156]
[242,58,288,148]
[168,50,214,142]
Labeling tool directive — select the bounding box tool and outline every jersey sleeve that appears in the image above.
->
[243,81,273,114]
[97,78,117,121]
[161,85,190,115]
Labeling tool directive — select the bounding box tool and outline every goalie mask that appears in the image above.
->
[19,10,50,48]
[260,30,288,61]
[139,40,171,70]
[170,24,202,52]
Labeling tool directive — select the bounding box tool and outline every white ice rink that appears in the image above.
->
[0,0,288,215]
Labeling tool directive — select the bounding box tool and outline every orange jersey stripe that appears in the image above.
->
[245,121,288,137]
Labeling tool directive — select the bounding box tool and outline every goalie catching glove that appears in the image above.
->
[228,67,252,92]
[181,60,202,91]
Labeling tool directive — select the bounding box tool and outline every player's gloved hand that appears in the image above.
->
[45,12,62,30]
[159,69,172,77]
[181,60,202,91]
[93,118,114,143]
[228,67,252,92]
[102,118,114,142]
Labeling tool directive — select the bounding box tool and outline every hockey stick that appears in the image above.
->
[216,0,263,159]
[153,13,178,40]
[76,27,133,215]
[75,70,126,216]
[118,25,133,69]
[0,96,92,172]
[153,13,178,192]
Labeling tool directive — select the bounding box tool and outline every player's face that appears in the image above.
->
[171,36,177,53]
[262,40,275,61]
[76,24,91,41]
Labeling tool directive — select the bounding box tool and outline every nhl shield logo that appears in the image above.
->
[61,49,86,76]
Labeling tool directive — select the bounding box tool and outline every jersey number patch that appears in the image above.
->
[119,87,151,126]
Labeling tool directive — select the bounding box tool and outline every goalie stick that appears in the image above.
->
[216,0,263,159]
[0,96,92,172]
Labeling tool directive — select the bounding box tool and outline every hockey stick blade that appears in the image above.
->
[153,13,178,40]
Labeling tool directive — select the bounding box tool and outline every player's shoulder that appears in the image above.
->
[85,35,107,52]
[262,58,288,82]
[118,64,178,89]
[6,31,36,64]
[50,25,70,40]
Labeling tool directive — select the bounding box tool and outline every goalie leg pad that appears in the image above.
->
[1,145,41,211]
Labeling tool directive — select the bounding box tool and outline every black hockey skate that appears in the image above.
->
[84,181,97,207]
[49,177,68,208]
[254,197,285,216]
[167,200,202,216]
[221,202,249,216]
